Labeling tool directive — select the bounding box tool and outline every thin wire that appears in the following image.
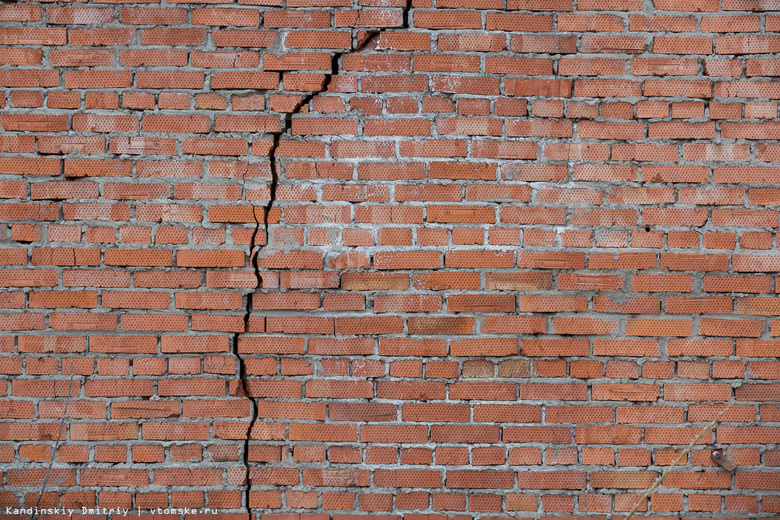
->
[30,359,75,520]
[487,469,523,518]
[576,468,588,520]
[624,403,732,520]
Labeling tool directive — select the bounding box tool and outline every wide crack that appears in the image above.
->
[233,1,413,513]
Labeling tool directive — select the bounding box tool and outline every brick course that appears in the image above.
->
[0,0,779,518]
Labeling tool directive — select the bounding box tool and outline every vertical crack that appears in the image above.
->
[233,0,413,514]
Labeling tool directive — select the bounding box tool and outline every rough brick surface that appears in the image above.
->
[1,0,780,518]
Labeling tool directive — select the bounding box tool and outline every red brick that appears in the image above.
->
[0,0,776,508]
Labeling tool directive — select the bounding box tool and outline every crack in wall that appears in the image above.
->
[233,1,413,513]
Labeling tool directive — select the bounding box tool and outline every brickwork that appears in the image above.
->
[1,0,780,518]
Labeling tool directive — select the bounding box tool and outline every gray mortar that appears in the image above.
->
[0,0,779,517]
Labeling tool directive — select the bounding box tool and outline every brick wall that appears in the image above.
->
[1,0,780,517]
